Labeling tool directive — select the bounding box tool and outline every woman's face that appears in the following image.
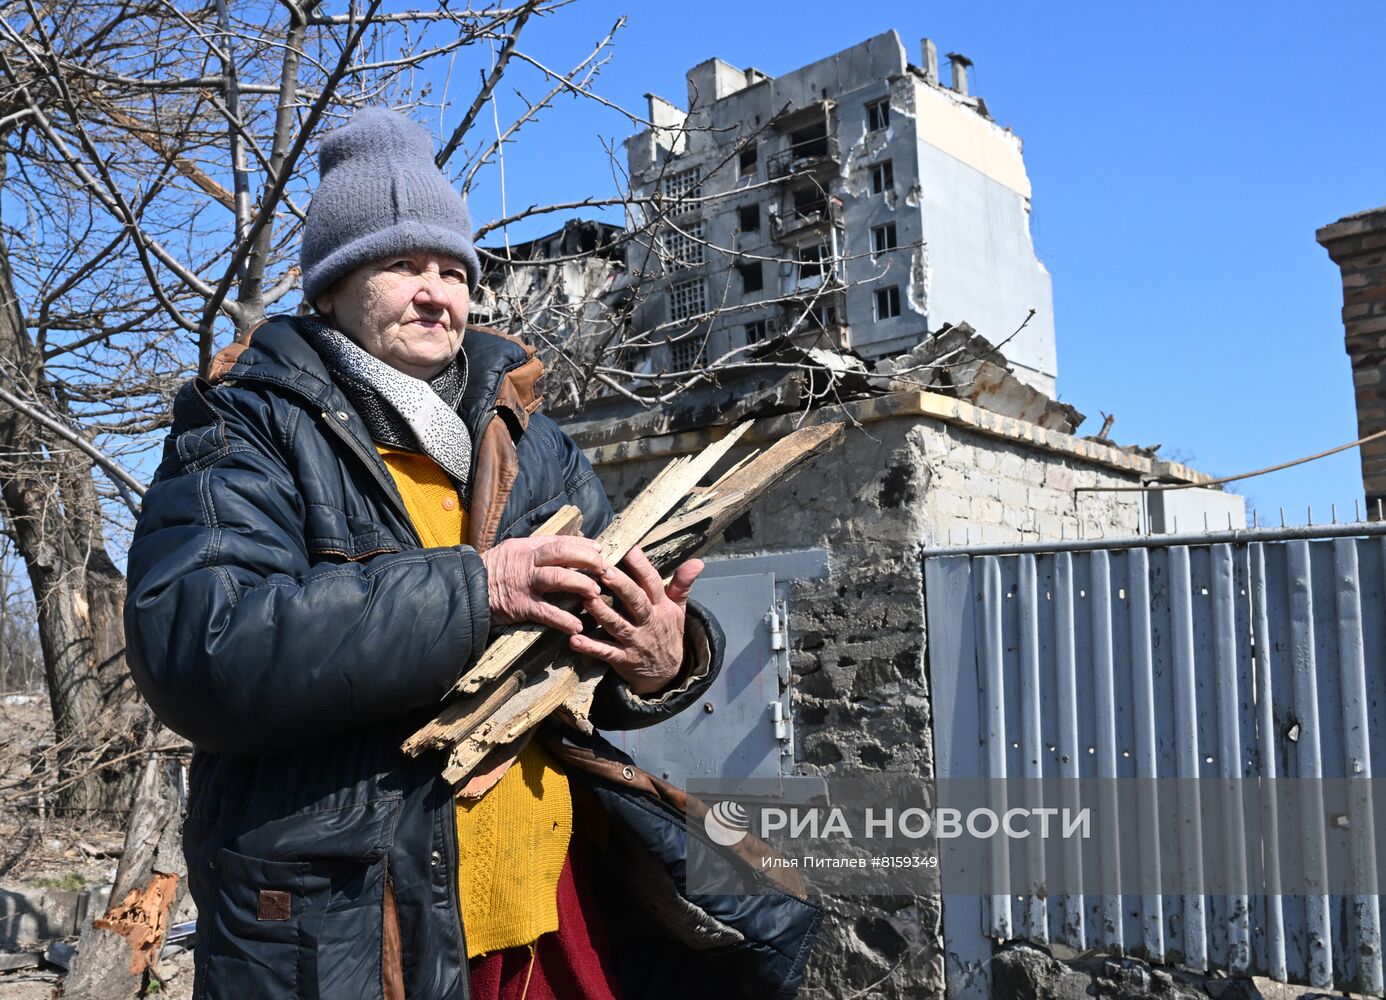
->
[315,251,471,379]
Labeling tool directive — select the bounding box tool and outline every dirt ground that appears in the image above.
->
[0,693,124,895]
[0,947,195,1000]
[0,693,193,1000]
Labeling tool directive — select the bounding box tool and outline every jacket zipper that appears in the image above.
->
[320,404,476,985]
[315,409,425,549]
[442,788,471,992]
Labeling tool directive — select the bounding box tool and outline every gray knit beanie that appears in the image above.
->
[300,107,482,303]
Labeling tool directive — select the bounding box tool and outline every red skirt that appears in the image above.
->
[467,840,621,1000]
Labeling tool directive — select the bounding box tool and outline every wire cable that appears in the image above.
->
[1075,427,1386,493]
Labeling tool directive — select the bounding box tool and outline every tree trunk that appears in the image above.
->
[61,731,187,1000]
[0,155,138,816]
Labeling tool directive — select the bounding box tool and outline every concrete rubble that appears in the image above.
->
[992,943,1374,1000]
[868,322,1085,433]
[558,321,1111,456]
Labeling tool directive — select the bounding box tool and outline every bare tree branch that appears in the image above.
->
[435,0,538,169]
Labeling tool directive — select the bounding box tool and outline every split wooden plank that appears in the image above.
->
[403,631,569,754]
[636,491,745,553]
[410,419,845,783]
[640,422,845,572]
[401,669,526,756]
[554,664,606,735]
[441,654,585,784]
[438,421,749,701]
[534,504,585,537]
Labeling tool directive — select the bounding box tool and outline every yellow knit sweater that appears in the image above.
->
[377,444,573,959]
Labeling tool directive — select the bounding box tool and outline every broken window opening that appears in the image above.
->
[800,301,839,332]
[870,160,894,195]
[737,261,764,294]
[745,319,769,344]
[797,243,826,281]
[738,203,760,233]
[866,97,890,132]
[874,284,902,320]
[870,222,898,259]
[668,278,708,323]
[668,336,706,372]
[792,184,828,216]
[739,143,758,176]
[661,222,705,270]
[661,167,702,216]
[787,121,829,160]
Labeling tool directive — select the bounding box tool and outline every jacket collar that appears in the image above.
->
[214,315,542,434]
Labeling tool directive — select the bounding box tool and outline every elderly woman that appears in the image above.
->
[125,108,820,1000]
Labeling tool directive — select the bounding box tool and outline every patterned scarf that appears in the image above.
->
[298,316,473,499]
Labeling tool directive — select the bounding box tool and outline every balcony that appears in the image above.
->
[769,201,836,241]
[765,134,840,180]
[778,294,849,351]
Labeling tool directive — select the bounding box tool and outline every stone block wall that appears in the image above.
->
[584,399,1162,998]
[1317,206,1386,520]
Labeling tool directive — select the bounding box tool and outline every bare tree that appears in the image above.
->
[0,2,637,992]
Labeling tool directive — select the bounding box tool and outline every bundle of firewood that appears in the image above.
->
[401,419,845,784]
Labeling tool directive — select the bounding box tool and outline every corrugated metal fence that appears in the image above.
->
[923,523,1386,997]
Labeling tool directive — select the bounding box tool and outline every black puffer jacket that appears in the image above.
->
[125,318,821,1000]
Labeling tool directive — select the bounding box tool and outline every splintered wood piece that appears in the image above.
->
[636,491,746,551]
[92,872,181,976]
[707,421,843,509]
[533,504,585,537]
[442,422,750,699]
[643,422,845,573]
[400,668,526,755]
[405,632,568,754]
[441,655,584,784]
[591,420,751,565]
[707,448,761,491]
[553,661,607,735]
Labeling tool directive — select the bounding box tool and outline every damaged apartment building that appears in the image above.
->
[479,29,1243,539]
[479,29,1057,396]
[621,30,1057,393]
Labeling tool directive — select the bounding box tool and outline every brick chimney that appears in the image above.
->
[1318,206,1386,520]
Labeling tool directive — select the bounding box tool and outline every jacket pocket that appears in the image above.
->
[199,847,389,1000]
[201,848,325,999]
[305,503,403,561]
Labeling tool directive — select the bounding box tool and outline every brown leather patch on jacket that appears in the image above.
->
[208,319,267,384]
[500,354,545,418]
[459,325,549,552]
[544,737,661,797]
[257,889,292,921]
[465,323,543,418]
[208,342,249,384]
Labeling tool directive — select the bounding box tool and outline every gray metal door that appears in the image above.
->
[610,571,789,783]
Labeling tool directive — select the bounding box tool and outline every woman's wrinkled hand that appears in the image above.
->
[480,536,607,633]
[569,546,703,697]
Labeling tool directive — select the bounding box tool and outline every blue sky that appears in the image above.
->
[456,0,1386,522]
